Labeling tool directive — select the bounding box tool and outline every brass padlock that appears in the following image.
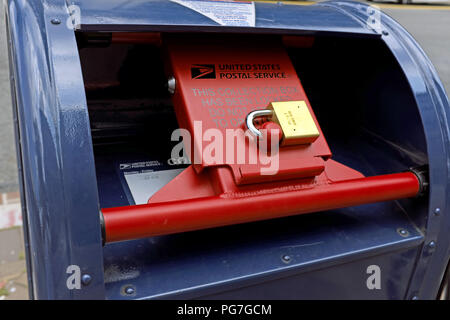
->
[246,100,320,146]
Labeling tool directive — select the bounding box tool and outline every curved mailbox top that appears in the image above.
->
[72,0,379,35]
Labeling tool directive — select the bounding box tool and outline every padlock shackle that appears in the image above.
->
[101,170,424,244]
[245,109,273,137]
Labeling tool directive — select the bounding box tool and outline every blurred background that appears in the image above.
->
[0,0,449,300]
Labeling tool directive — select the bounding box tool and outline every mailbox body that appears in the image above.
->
[5,0,450,299]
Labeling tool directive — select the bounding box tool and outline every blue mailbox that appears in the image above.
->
[4,0,450,299]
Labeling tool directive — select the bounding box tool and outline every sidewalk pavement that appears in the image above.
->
[0,192,28,300]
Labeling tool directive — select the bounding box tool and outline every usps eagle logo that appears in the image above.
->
[191,64,216,79]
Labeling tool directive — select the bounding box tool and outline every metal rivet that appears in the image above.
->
[428,241,436,250]
[81,274,92,286]
[51,18,61,25]
[397,228,409,237]
[167,76,176,94]
[434,208,441,216]
[125,286,135,295]
[281,255,291,263]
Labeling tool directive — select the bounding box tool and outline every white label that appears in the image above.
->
[170,0,255,27]
[124,169,185,205]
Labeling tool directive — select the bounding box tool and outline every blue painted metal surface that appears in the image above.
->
[102,204,424,299]
[72,0,378,35]
[5,0,105,299]
[5,0,450,299]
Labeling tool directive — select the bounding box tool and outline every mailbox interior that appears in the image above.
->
[77,32,428,299]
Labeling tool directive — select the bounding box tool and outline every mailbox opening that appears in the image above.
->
[77,32,429,298]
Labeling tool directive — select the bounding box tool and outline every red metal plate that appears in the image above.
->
[165,35,331,185]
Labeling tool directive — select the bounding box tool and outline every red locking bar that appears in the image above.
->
[102,171,421,243]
